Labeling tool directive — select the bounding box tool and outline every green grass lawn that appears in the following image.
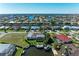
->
[36,42,44,45]
[72,39,79,44]
[27,40,37,45]
[0,29,4,32]
[15,47,24,56]
[26,40,44,46]
[47,31,56,34]
[0,33,29,48]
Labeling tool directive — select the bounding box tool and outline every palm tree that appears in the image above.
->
[64,46,71,56]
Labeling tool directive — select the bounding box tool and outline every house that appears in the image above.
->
[0,44,16,56]
[27,31,45,40]
[21,26,29,30]
[63,26,79,30]
[0,26,9,29]
[9,21,15,23]
[55,34,71,43]
[52,26,62,30]
[31,26,40,30]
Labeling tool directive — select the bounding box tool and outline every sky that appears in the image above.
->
[0,3,79,14]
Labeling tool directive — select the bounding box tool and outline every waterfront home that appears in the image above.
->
[0,44,16,56]
[55,34,71,43]
[9,21,15,23]
[63,26,79,30]
[52,26,62,30]
[27,31,45,40]
[0,26,9,29]
[31,26,40,30]
[21,26,29,30]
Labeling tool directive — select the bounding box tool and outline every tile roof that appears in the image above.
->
[56,34,71,42]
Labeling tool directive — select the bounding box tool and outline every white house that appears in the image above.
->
[0,26,9,29]
[0,44,16,56]
[63,26,79,30]
[27,31,45,40]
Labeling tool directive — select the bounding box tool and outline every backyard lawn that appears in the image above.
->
[26,40,44,46]
[0,33,29,48]
[15,47,24,56]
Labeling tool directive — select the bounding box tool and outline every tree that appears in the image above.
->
[64,22,71,25]
[44,34,54,44]
[47,37,54,44]
[73,22,78,26]
[39,26,43,31]
[51,19,56,26]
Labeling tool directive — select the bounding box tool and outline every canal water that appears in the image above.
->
[22,46,54,56]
